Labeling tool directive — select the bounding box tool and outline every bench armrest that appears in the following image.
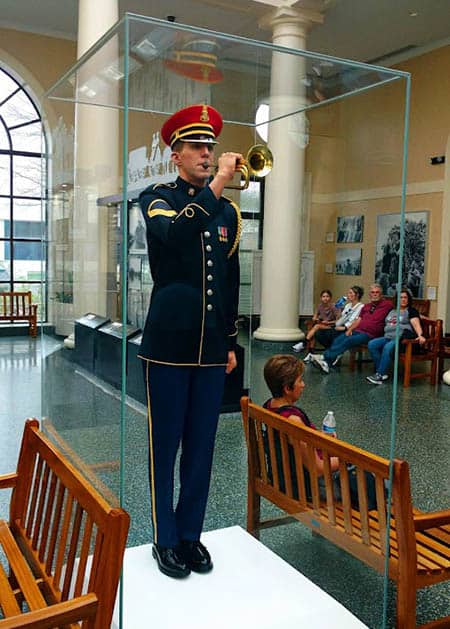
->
[0,593,98,628]
[0,473,18,489]
[414,509,450,531]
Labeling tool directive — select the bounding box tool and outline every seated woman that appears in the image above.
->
[293,289,340,353]
[263,355,378,510]
[263,355,339,486]
[366,288,426,385]
[312,285,364,354]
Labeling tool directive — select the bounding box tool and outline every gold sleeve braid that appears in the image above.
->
[226,199,241,258]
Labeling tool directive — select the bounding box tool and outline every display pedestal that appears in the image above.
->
[95,322,140,389]
[127,333,145,404]
[74,313,110,372]
[221,343,247,412]
[112,526,367,628]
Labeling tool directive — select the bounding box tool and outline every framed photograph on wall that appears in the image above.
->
[128,203,147,254]
[128,255,142,290]
[375,211,427,297]
[335,247,362,275]
[336,215,364,243]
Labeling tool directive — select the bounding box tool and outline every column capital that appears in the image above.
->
[259,4,325,37]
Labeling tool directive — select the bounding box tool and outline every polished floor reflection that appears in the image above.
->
[0,334,449,628]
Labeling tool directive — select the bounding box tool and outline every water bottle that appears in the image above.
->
[335,295,347,309]
[322,411,336,435]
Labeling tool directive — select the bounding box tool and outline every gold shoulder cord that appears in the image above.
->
[226,199,242,258]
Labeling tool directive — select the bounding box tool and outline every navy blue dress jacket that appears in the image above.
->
[138,176,241,366]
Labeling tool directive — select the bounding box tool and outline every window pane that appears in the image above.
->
[0,89,38,127]
[13,199,42,231]
[0,256,11,281]
[0,155,11,195]
[240,218,260,250]
[0,199,10,237]
[12,247,44,284]
[0,71,18,103]
[0,283,11,293]
[10,122,42,153]
[13,155,41,197]
[0,121,9,150]
[240,180,261,214]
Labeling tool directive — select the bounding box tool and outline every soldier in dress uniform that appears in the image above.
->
[138,104,242,579]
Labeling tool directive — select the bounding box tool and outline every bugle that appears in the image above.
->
[216,144,273,190]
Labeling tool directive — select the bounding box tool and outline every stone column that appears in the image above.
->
[71,0,119,329]
[254,6,323,341]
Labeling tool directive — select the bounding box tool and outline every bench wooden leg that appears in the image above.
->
[349,350,356,371]
[247,481,261,540]
[430,355,438,386]
[29,319,37,337]
[402,344,413,387]
[396,579,416,629]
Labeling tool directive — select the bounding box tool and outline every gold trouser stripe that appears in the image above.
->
[138,355,227,367]
[145,361,158,543]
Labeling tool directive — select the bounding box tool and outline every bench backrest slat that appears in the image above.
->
[279,433,293,499]
[74,515,94,598]
[45,481,66,575]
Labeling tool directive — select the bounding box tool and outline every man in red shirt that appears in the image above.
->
[312,284,392,373]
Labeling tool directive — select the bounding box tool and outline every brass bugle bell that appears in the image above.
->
[217,144,273,190]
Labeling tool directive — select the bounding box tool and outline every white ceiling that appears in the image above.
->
[0,0,449,65]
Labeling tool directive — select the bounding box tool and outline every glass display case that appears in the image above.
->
[41,13,420,628]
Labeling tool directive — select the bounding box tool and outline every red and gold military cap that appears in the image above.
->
[161,104,223,148]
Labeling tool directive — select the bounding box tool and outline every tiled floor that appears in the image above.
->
[0,333,449,628]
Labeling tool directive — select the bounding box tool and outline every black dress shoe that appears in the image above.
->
[152,544,191,579]
[179,540,213,573]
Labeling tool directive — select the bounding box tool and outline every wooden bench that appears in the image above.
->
[0,292,38,337]
[241,397,450,629]
[0,419,130,628]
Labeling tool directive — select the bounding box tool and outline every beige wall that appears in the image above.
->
[306,45,450,320]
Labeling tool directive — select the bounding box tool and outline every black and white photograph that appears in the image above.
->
[336,215,364,243]
[128,204,147,254]
[335,247,362,275]
[128,255,142,291]
[375,211,427,297]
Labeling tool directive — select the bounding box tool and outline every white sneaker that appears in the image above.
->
[332,354,343,367]
[303,352,313,363]
[292,341,304,352]
[312,354,330,374]
[366,373,384,385]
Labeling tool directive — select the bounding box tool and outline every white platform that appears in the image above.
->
[112,526,367,629]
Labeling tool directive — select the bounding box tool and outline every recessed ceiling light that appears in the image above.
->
[409,10,419,17]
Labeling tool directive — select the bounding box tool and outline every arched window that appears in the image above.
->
[0,66,46,322]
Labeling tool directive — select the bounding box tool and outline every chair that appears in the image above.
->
[399,317,442,387]
[438,333,450,382]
